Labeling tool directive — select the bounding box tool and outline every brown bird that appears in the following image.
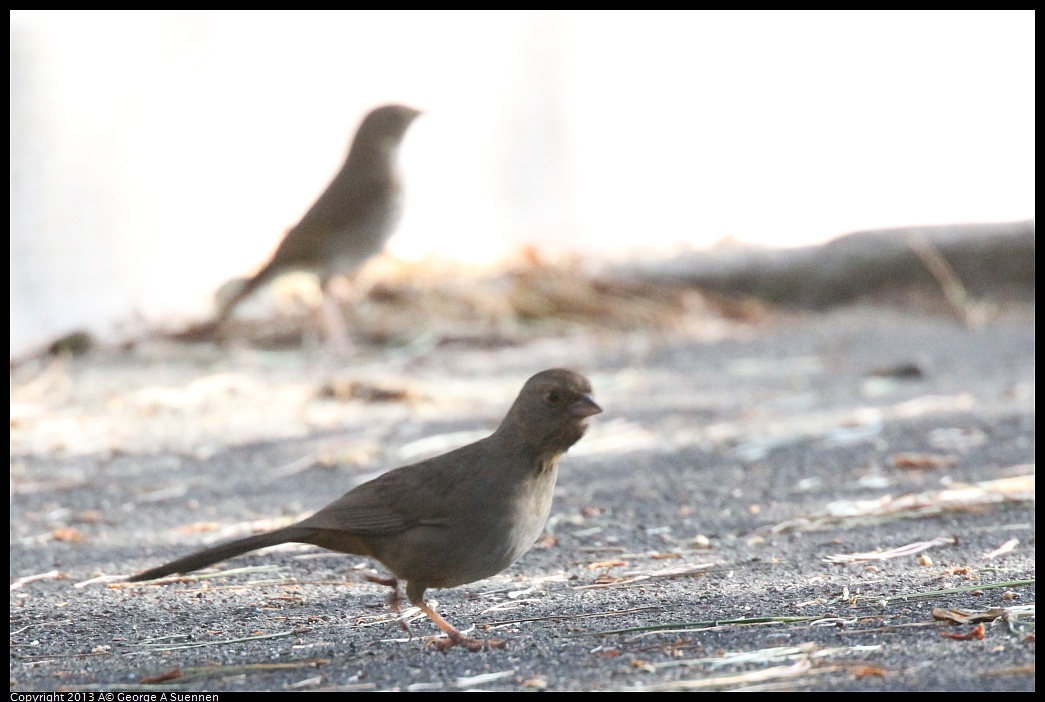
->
[129,369,601,651]
[181,103,421,345]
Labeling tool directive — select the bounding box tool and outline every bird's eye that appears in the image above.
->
[545,390,561,405]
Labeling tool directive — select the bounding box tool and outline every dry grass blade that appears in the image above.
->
[10,570,62,590]
[768,472,1034,533]
[979,665,1036,678]
[984,538,1020,559]
[824,536,957,563]
[907,231,988,328]
[573,561,719,590]
[932,606,1011,625]
[650,643,883,671]
[74,574,127,588]
[140,659,332,685]
[652,643,818,670]
[484,605,663,629]
[127,630,297,654]
[850,579,1035,606]
[575,615,827,638]
[624,659,839,691]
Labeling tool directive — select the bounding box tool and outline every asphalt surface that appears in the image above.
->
[10,303,1035,691]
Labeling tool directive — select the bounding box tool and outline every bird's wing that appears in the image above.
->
[295,445,482,536]
[298,171,393,234]
[259,175,389,269]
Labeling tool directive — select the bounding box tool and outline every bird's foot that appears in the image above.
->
[366,575,413,635]
[410,588,507,651]
[428,632,507,652]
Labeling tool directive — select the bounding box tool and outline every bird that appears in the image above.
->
[178,103,422,346]
[128,369,601,651]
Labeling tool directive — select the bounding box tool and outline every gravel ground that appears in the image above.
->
[10,303,1035,691]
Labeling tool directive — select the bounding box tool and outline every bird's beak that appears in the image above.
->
[570,396,602,419]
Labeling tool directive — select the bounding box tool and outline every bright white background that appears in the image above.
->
[10,11,1035,356]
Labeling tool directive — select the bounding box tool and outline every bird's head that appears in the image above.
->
[502,368,601,458]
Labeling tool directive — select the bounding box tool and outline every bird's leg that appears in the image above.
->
[366,575,412,636]
[319,279,352,354]
[406,583,506,652]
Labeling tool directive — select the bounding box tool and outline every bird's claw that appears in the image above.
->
[427,633,507,652]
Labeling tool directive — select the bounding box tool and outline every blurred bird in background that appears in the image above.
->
[178,103,422,348]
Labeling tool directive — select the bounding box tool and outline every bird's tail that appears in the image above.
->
[128,526,316,582]
[213,254,292,327]
[163,262,278,343]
